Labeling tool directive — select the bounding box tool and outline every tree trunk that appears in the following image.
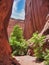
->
[0,0,20,65]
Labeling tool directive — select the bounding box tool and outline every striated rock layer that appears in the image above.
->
[7,19,24,37]
[0,0,20,65]
[24,0,49,39]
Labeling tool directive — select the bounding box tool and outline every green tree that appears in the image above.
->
[9,25,28,56]
[29,32,45,61]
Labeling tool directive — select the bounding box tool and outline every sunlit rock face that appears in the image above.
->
[8,19,24,37]
[24,0,49,40]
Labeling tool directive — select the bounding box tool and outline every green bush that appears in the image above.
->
[44,49,49,65]
[9,25,28,56]
[29,32,45,60]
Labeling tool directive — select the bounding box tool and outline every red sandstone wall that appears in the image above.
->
[24,0,49,39]
[7,18,24,37]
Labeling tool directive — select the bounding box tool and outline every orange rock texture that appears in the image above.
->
[0,0,20,65]
[0,0,13,56]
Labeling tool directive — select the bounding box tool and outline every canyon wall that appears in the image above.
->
[0,0,13,56]
[24,0,49,39]
[0,0,20,65]
[7,19,24,37]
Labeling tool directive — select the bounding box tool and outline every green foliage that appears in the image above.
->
[44,49,49,65]
[9,25,28,56]
[29,32,45,59]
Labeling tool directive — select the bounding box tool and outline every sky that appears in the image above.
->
[11,0,25,20]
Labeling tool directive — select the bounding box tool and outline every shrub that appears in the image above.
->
[44,49,49,65]
[29,32,45,60]
[9,25,28,56]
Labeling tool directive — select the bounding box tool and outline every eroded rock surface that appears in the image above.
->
[0,0,20,65]
[24,0,49,39]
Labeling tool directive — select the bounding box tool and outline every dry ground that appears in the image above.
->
[15,55,44,65]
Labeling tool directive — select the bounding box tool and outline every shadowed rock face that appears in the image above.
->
[24,0,49,40]
[0,0,13,40]
[0,0,20,65]
[0,0,13,55]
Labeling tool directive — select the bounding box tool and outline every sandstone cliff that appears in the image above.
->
[0,0,20,65]
[24,0,49,39]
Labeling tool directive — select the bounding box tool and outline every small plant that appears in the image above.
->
[29,32,45,61]
[9,25,28,56]
[44,49,49,65]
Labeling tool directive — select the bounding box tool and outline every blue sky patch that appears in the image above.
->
[11,0,25,20]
